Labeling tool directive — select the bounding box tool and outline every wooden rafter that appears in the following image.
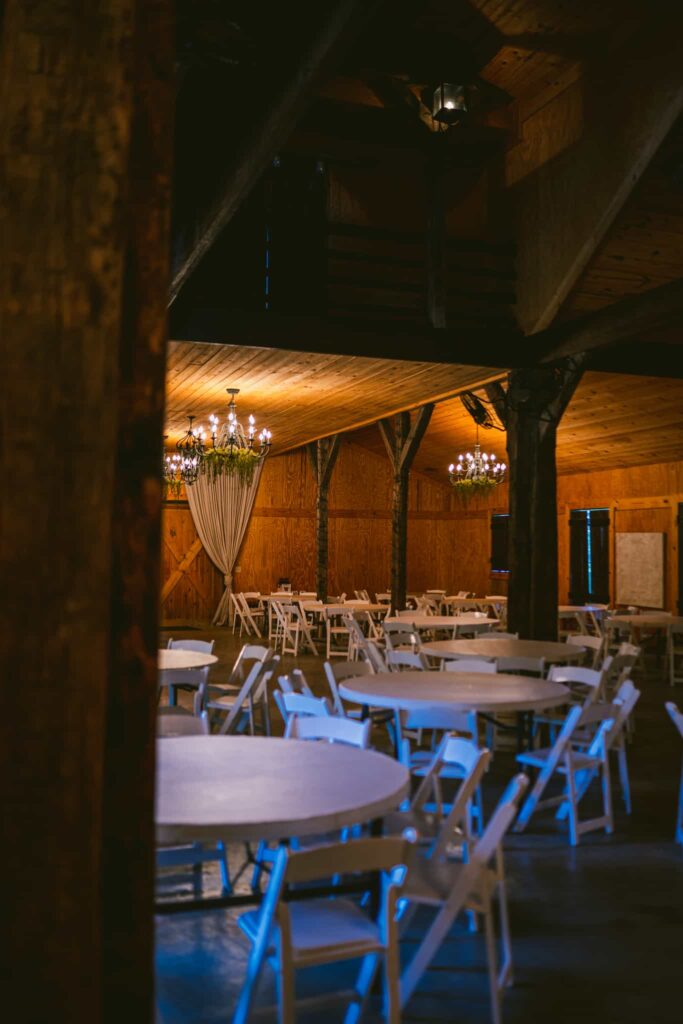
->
[169,0,381,305]
[515,21,683,334]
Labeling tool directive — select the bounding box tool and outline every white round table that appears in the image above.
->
[607,613,683,629]
[384,614,498,633]
[155,736,409,844]
[158,649,218,673]
[420,638,585,663]
[339,672,569,715]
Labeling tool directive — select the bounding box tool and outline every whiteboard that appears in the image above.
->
[615,532,665,608]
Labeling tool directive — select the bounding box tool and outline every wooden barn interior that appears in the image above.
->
[3,2,683,1023]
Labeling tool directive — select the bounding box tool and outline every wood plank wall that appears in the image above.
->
[161,441,683,621]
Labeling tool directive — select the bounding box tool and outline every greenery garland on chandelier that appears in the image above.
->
[163,388,272,497]
[448,428,506,504]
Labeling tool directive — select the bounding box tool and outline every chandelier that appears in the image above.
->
[448,428,506,501]
[163,389,271,496]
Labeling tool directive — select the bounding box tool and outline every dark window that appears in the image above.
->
[569,508,610,604]
[491,514,510,573]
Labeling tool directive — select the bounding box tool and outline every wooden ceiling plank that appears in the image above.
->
[514,20,683,334]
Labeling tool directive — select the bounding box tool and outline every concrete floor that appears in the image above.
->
[156,624,683,1023]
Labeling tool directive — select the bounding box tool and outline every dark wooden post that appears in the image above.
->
[0,2,173,1020]
[486,361,585,639]
[379,405,434,612]
[307,435,341,599]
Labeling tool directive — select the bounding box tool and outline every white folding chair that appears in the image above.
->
[385,737,490,847]
[385,649,430,672]
[514,704,616,845]
[566,633,605,670]
[399,775,530,1024]
[235,837,412,1024]
[164,637,215,707]
[275,690,334,730]
[156,710,210,737]
[286,713,371,749]
[443,659,497,673]
[497,656,545,676]
[324,606,352,659]
[383,622,421,652]
[216,656,281,737]
[277,668,314,697]
[531,663,608,746]
[232,592,265,638]
[202,643,273,724]
[398,707,480,801]
[360,640,389,674]
[485,631,518,640]
[665,701,683,843]
[558,680,641,817]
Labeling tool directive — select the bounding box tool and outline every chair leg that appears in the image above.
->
[217,841,232,893]
[344,953,379,1024]
[276,956,295,1024]
[676,762,683,845]
[383,943,401,1024]
[617,746,631,814]
[601,751,614,834]
[566,767,580,847]
[495,861,514,988]
[483,898,503,1024]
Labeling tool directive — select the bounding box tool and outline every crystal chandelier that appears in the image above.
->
[448,428,506,500]
[163,389,271,496]
[203,388,272,484]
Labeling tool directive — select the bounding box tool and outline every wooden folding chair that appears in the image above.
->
[400,774,529,1024]
[235,837,412,1024]
[514,704,617,845]
[665,701,683,844]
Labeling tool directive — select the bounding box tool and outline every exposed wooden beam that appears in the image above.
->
[379,404,434,611]
[169,0,380,305]
[587,341,683,379]
[171,283,683,382]
[169,306,519,368]
[533,279,683,364]
[515,21,683,334]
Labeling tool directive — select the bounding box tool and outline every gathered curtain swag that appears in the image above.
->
[186,461,264,624]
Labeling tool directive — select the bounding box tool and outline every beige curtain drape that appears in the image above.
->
[186,462,264,624]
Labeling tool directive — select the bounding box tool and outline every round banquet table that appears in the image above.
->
[158,649,218,675]
[420,637,585,663]
[339,671,569,716]
[155,735,409,844]
[607,613,683,630]
[384,614,498,632]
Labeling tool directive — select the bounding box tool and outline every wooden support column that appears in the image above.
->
[379,405,434,612]
[307,435,341,599]
[0,1,173,1020]
[493,361,585,640]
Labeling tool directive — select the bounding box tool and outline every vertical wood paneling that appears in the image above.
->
[161,441,683,616]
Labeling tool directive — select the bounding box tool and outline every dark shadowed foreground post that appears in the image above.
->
[0,2,173,1021]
